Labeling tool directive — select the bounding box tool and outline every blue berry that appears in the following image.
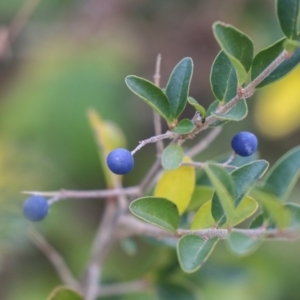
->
[231,131,258,157]
[23,195,49,222]
[107,148,134,175]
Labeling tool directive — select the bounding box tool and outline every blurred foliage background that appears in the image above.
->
[0,0,300,299]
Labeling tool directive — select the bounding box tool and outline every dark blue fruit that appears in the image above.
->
[23,195,49,222]
[107,148,134,175]
[231,131,258,157]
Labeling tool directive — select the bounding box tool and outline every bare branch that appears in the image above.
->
[28,228,79,289]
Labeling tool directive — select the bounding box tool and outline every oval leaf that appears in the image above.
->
[227,232,262,256]
[212,160,269,225]
[205,164,235,225]
[212,99,248,121]
[210,51,238,102]
[260,145,300,202]
[251,38,300,87]
[171,119,195,134]
[155,157,195,215]
[161,144,184,170]
[129,197,180,232]
[213,22,254,84]
[277,0,299,39]
[177,235,219,273]
[166,57,193,119]
[47,286,83,300]
[187,97,207,120]
[125,76,171,122]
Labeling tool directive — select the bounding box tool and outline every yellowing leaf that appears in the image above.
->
[154,157,195,214]
[191,196,258,229]
[87,109,126,187]
[255,65,300,138]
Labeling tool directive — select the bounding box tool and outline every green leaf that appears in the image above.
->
[129,197,180,232]
[177,235,219,273]
[187,97,207,120]
[161,144,184,170]
[227,232,262,256]
[204,164,235,226]
[251,190,290,228]
[286,203,300,227]
[206,100,228,127]
[171,119,195,134]
[212,99,248,121]
[166,57,193,119]
[156,282,197,300]
[212,160,268,225]
[155,157,195,215]
[187,185,214,212]
[277,0,299,39]
[213,22,254,84]
[260,146,300,201]
[249,213,265,229]
[251,38,300,87]
[125,76,171,122]
[210,51,238,102]
[47,286,83,300]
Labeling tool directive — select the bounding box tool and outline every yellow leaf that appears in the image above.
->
[255,65,300,138]
[191,200,215,229]
[154,157,195,215]
[87,109,126,187]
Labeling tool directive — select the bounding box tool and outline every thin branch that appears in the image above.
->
[131,131,177,155]
[181,161,237,170]
[119,215,300,241]
[28,228,79,289]
[186,127,222,157]
[97,280,149,297]
[221,152,236,166]
[22,186,140,203]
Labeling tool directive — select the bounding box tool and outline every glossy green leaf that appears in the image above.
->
[129,197,180,232]
[211,160,268,225]
[251,38,300,87]
[227,232,262,256]
[125,76,171,122]
[213,22,254,84]
[210,51,238,102]
[212,99,248,121]
[187,97,207,120]
[260,146,300,202]
[286,203,300,227]
[161,144,184,170]
[155,157,195,215]
[187,185,214,211]
[206,100,228,127]
[172,119,195,134]
[251,190,290,228]
[177,235,219,273]
[166,57,193,119]
[47,286,83,300]
[277,0,299,39]
[205,164,235,225]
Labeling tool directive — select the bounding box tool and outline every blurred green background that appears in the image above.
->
[1,0,300,299]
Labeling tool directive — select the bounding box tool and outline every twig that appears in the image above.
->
[221,152,236,166]
[83,198,118,300]
[131,131,177,155]
[97,280,149,297]
[28,228,79,289]
[181,161,237,170]
[119,214,300,241]
[22,186,140,203]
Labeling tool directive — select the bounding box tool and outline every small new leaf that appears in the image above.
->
[213,22,254,84]
[177,235,219,273]
[172,119,195,134]
[161,144,184,170]
[187,97,207,120]
[129,197,180,232]
[166,57,193,119]
[212,99,248,121]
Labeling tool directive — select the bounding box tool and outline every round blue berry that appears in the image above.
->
[107,148,134,175]
[231,131,258,157]
[23,195,49,222]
